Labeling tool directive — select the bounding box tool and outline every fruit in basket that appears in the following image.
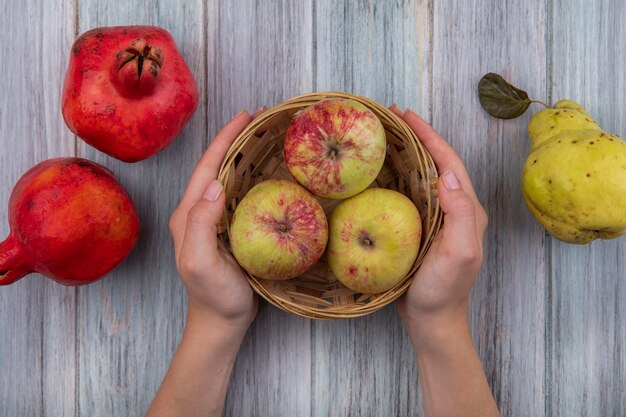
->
[327,188,421,294]
[479,73,626,243]
[62,26,199,162]
[284,98,386,199]
[229,179,328,280]
[0,158,140,286]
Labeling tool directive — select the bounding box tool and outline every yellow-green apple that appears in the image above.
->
[284,98,386,199]
[328,188,421,293]
[229,179,328,280]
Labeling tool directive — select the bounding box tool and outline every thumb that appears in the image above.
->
[437,172,479,260]
[179,180,226,268]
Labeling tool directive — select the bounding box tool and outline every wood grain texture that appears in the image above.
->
[314,0,431,113]
[0,0,76,416]
[312,1,429,415]
[208,2,315,416]
[432,1,548,416]
[311,307,422,417]
[549,1,626,416]
[75,1,206,415]
[0,1,624,416]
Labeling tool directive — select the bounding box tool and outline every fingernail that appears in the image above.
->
[203,180,224,201]
[234,109,247,118]
[442,172,460,190]
[390,103,399,110]
[255,106,267,113]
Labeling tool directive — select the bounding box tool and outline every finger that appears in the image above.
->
[402,110,483,204]
[403,109,487,245]
[437,171,481,264]
[179,111,251,210]
[252,106,267,119]
[403,111,471,184]
[176,180,225,269]
[395,108,486,237]
[389,103,404,117]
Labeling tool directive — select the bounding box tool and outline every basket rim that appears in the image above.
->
[217,91,443,320]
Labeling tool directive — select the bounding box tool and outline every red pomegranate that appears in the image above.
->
[0,158,140,286]
[61,26,199,162]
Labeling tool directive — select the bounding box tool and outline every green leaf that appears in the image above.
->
[478,73,532,119]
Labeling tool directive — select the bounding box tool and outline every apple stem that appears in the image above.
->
[357,231,375,248]
[326,144,341,160]
[278,224,287,233]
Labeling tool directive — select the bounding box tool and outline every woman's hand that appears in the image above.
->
[149,110,267,417]
[169,110,262,330]
[391,106,488,329]
[390,106,499,417]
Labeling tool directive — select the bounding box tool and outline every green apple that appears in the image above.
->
[327,188,421,294]
[229,179,328,280]
[284,98,386,199]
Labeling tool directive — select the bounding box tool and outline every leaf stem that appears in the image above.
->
[531,100,551,108]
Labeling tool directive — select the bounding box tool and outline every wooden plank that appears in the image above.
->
[226,311,312,417]
[0,0,76,416]
[208,2,315,416]
[314,0,431,112]
[311,307,422,416]
[74,1,206,415]
[1,2,620,417]
[432,1,548,416]
[312,1,429,415]
[549,1,626,415]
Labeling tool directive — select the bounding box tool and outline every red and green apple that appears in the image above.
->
[284,98,386,199]
[327,188,421,294]
[229,179,328,280]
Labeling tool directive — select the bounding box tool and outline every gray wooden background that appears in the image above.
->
[0,0,624,416]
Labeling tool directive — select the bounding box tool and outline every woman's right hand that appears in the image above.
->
[390,106,488,332]
[390,106,499,417]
